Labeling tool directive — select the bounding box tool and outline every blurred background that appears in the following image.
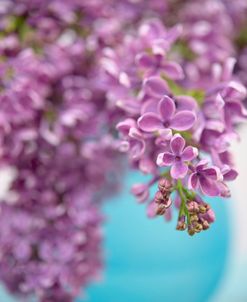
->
[0,127,246,302]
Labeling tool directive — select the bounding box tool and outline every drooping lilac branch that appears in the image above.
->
[0,1,246,302]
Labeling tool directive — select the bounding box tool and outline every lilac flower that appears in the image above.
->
[221,165,238,181]
[111,10,246,236]
[216,165,238,197]
[140,77,198,114]
[138,96,196,133]
[0,198,103,302]
[142,76,171,98]
[157,134,198,179]
[188,160,223,196]
[131,183,149,203]
[117,119,146,160]
[136,52,184,79]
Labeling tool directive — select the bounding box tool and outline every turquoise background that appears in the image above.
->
[0,172,229,302]
[83,172,229,302]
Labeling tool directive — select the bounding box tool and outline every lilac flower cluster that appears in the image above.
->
[0,2,127,301]
[0,0,246,301]
[0,191,102,302]
[112,18,246,236]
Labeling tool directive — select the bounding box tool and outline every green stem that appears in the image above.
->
[177,180,190,224]
[177,180,185,215]
[182,187,196,200]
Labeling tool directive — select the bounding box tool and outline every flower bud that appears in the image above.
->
[158,178,172,194]
[176,215,186,231]
[187,201,199,214]
[199,205,207,214]
[156,203,167,215]
[202,220,210,230]
[154,191,164,204]
[194,223,203,233]
[188,227,195,236]
[165,197,172,208]
[190,214,199,223]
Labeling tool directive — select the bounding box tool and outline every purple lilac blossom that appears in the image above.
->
[157,134,198,179]
[0,0,247,301]
[111,12,247,236]
[138,96,196,133]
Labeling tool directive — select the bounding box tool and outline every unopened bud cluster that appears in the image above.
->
[154,178,173,216]
[177,199,215,236]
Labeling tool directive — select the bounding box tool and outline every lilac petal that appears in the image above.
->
[166,24,182,45]
[196,159,209,171]
[175,95,197,111]
[223,168,238,181]
[219,151,233,167]
[170,134,185,155]
[164,207,172,221]
[171,161,188,179]
[181,146,198,161]
[218,182,231,197]
[158,96,175,122]
[161,61,184,80]
[204,209,216,223]
[156,152,173,166]
[224,81,247,99]
[174,194,181,208]
[206,120,225,133]
[215,93,225,109]
[139,20,164,40]
[199,175,220,196]
[221,57,236,81]
[131,183,149,203]
[203,167,222,181]
[137,189,149,203]
[143,76,170,98]
[129,127,143,140]
[225,100,247,119]
[141,99,159,115]
[131,183,147,196]
[116,119,137,137]
[136,53,155,69]
[130,140,145,160]
[155,136,170,148]
[137,113,163,132]
[119,141,130,152]
[116,98,141,114]
[200,208,216,223]
[152,41,167,56]
[188,173,199,190]
[165,198,172,208]
[157,128,172,140]
[147,201,157,218]
[139,158,156,174]
[170,111,196,131]
[156,153,164,167]
[157,152,175,166]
